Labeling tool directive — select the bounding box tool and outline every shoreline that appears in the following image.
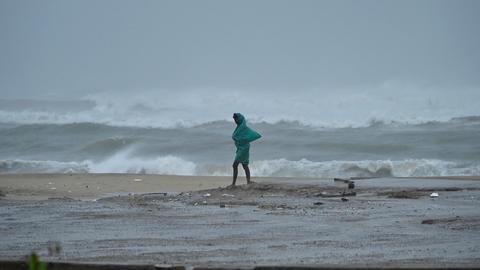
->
[0,173,479,200]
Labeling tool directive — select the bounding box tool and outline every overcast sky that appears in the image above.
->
[1,0,479,98]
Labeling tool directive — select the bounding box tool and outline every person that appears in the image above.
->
[231,113,261,186]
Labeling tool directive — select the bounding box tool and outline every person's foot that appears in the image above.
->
[247,180,255,185]
[226,184,236,189]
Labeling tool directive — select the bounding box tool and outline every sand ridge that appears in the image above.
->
[1,173,479,200]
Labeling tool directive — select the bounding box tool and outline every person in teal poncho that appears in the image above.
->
[231,113,261,186]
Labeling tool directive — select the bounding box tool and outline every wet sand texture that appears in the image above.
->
[0,174,480,267]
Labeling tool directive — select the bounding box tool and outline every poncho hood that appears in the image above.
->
[232,113,261,144]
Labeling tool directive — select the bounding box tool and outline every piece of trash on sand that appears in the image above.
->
[334,178,351,183]
[422,219,434,224]
[154,264,182,270]
[313,202,324,205]
[222,194,235,197]
[341,197,349,202]
[317,191,356,197]
[430,192,439,198]
[133,178,143,182]
[220,204,226,208]
[50,187,57,190]
[203,193,211,197]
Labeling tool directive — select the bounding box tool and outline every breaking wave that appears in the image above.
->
[1,85,480,128]
[0,159,90,174]
[1,157,478,178]
[244,159,480,178]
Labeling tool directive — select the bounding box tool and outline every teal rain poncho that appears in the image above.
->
[232,113,261,165]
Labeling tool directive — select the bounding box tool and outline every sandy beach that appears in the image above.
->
[1,173,480,267]
[0,173,239,200]
[1,173,479,200]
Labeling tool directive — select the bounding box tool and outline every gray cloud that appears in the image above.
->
[1,0,479,98]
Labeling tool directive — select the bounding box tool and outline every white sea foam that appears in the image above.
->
[0,159,90,173]
[200,158,480,178]
[0,156,196,175]
[85,150,196,175]
[3,157,478,177]
[1,84,479,128]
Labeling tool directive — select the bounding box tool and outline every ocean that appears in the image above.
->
[1,87,479,177]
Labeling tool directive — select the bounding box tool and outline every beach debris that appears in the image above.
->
[258,204,295,210]
[133,178,143,182]
[202,200,207,205]
[334,178,355,190]
[48,196,76,201]
[154,264,185,270]
[378,190,422,199]
[341,197,349,202]
[334,177,351,183]
[348,181,355,189]
[313,202,324,205]
[316,191,356,197]
[193,202,199,206]
[315,191,328,197]
[50,187,57,190]
[48,182,53,185]
[220,204,226,208]
[147,192,168,196]
[203,193,211,197]
[421,217,463,226]
[430,192,439,198]
[222,193,235,197]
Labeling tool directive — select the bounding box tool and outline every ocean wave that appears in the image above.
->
[0,156,196,175]
[0,159,90,174]
[2,157,478,178]
[244,159,480,178]
[80,137,138,156]
[200,159,480,178]
[1,85,479,128]
[2,113,480,133]
[85,151,196,175]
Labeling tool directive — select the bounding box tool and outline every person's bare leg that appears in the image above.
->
[242,164,251,184]
[232,161,239,186]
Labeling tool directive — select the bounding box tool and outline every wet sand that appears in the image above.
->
[1,174,480,267]
[0,173,237,200]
